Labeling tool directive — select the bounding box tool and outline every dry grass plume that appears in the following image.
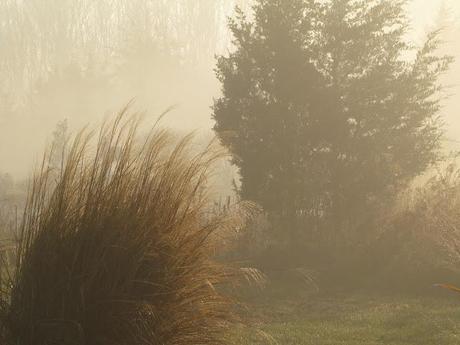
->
[0,109,236,345]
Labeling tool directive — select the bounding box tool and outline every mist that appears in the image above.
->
[0,0,459,175]
[0,0,251,177]
[2,1,460,344]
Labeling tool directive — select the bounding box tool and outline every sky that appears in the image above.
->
[409,0,460,151]
[409,0,459,39]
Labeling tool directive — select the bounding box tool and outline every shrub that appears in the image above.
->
[370,164,460,292]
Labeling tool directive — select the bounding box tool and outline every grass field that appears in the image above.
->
[232,293,460,344]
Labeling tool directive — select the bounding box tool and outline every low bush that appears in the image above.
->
[370,165,460,292]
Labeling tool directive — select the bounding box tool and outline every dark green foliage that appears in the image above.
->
[0,111,234,345]
[213,0,453,244]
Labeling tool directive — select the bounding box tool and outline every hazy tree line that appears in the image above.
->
[0,0,245,102]
[0,0,252,176]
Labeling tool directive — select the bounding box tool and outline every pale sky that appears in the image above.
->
[407,0,460,151]
[409,0,459,42]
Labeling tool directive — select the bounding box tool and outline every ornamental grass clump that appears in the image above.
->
[0,110,235,345]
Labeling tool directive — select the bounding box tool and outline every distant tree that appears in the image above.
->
[213,0,453,245]
[49,119,69,171]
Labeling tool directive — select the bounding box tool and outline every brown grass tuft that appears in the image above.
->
[0,109,235,345]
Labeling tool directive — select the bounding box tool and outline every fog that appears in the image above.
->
[0,0,459,177]
[3,1,460,344]
[0,0,252,177]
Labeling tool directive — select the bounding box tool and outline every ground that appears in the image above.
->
[232,293,460,344]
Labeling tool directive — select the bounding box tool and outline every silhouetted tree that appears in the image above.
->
[213,0,453,246]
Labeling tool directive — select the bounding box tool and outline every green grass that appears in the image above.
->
[232,294,460,344]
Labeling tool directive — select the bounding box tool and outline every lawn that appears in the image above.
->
[232,293,460,344]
